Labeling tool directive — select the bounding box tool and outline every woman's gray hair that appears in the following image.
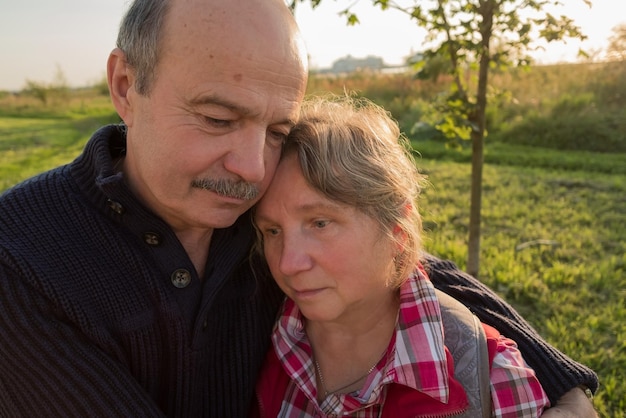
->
[282,94,427,286]
[116,0,170,95]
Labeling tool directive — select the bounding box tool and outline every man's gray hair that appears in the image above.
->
[116,0,170,95]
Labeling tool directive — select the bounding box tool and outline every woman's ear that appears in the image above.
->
[393,202,413,252]
[392,224,408,254]
[107,48,135,126]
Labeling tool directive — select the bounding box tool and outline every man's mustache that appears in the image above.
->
[191,178,260,201]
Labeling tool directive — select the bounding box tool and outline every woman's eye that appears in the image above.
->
[313,220,329,229]
[264,227,280,237]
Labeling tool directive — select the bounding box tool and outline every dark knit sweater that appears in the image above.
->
[0,125,284,417]
[0,125,597,417]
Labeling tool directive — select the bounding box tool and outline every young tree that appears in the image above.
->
[291,0,588,277]
[606,23,626,61]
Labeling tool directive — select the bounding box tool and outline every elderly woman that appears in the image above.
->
[250,95,551,417]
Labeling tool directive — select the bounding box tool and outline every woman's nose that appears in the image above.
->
[277,234,313,276]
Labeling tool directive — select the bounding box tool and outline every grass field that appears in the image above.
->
[1,79,624,416]
[0,92,119,190]
[415,151,625,417]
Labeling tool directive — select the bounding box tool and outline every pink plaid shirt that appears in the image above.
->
[270,267,550,417]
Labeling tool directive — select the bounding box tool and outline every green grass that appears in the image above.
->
[417,158,625,417]
[1,75,624,417]
[412,139,626,175]
[0,91,120,189]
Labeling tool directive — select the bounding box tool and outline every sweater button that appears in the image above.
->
[170,269,191,288]
[106,199,125,215]
[143,232,161,246]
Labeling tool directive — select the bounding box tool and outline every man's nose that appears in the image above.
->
[223,128,267,183]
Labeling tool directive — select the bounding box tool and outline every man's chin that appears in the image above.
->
[202,205,254,229]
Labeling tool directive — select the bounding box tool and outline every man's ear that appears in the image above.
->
[107,48,135,126]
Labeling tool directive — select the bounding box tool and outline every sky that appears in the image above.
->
[0,0,623,91]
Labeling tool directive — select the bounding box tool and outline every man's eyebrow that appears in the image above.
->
[187,94,297,126]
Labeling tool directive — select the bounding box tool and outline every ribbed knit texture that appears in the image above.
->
[422,253,599,406]
[0,125,284,417]
[0,125,597,416]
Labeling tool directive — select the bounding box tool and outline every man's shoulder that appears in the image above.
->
[0,165,75,223]
[0,124,123,228]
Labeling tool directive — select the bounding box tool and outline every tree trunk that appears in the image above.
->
[467,0,495,278]
[467,130,483,278]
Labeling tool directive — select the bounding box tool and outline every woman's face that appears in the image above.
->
[254,153,398,323]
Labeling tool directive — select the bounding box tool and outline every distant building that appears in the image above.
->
[330,55,385,73]
[312,53,419,75]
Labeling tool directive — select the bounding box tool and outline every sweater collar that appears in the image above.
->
[68,124,255,275]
